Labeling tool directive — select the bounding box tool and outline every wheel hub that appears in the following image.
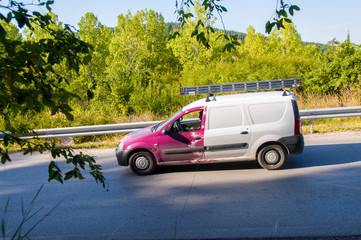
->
[135,156,150,170]
[265,150,280,164]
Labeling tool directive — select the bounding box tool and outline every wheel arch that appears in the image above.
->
[256,141,288,158]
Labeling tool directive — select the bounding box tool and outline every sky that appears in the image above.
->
[49,0,361,45]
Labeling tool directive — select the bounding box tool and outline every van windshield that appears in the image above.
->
[153,110,182,132]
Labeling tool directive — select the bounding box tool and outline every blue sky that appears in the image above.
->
[51,0,361,44]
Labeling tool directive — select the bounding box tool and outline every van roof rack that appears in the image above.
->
[179,78,301,96]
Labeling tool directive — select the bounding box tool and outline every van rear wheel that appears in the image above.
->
[257,145,286,170]
[129,151,156,175]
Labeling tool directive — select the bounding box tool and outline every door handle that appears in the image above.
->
[194,136,202,140]
[240,131,249,135]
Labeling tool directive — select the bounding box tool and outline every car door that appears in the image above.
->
[204,105,251,159]
[158,108,205,162]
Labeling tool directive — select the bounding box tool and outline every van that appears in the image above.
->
[115,79,304,175]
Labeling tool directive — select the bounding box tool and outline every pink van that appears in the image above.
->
[115,79,304,175]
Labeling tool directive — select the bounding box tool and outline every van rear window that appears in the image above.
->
[249,103,286,124]
[208,106,243,129]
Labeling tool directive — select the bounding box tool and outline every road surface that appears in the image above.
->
[1,132,361,239]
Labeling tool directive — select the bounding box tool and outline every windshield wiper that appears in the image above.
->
[152,123,161,132]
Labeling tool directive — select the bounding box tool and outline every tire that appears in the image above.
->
[129,151,156,175]
[257,144,286,170]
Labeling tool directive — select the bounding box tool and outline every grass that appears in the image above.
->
[301,118,361,134]
[295,90,361,134]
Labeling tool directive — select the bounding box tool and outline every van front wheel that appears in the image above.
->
[129,151,156,175]
[257,145,286,170]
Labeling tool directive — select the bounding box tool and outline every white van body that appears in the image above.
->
[200,91,300,161]
[116,90,304,175]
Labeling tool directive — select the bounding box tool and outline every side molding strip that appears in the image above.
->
[162,143,248,155]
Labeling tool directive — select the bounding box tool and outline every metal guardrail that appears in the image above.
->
[1,106,361,140]
[299,106,361,133]
[0,121,162,141]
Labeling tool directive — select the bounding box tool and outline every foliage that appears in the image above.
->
[305,38,361,94]
[171,0,240,51]
[172,0,299,51]
[265,0,300,34]
[0,1,107,188]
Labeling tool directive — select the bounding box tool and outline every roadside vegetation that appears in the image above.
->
[1,3,361,148]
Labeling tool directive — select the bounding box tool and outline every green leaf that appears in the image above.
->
[289,5,300,16]
[265,21,276,34]
[278,9,288,17]
[6,12,12,22]
[289,7,294,16]
[64,170,74,180]
[191,28,198,37]
[46,0,54,11]
[1,152,10,164]
[3,135,9,147]
[87,89,94,100]
[292,5,301,11]
[233,40,241,46]
[277,20,285,30]
[63,111,74,121]
[184,13,194,19]
[230,35,238,41]
[33,11,42,17]
[76,172,85,180]
[0,25,6,37]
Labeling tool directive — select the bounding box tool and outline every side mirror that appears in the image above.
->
[162,128,168,135]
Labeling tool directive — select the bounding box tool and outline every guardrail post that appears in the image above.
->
[310,120,313,134]
[61,137,74,145]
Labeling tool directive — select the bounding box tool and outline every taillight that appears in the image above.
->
[295,117,302,135]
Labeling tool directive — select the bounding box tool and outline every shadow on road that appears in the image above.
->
[155,143,361,174]
[286,142,361,169]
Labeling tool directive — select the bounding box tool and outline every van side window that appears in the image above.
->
[249,103,286,124]
[208,106,243,130]
[170,110,203,133]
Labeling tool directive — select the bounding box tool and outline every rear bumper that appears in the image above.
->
[278,135,304,156]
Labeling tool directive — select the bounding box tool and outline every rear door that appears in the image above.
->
[204,105,250,159]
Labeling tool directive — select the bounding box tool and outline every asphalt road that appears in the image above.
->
[1,132,361,240]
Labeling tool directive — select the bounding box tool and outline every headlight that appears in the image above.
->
[117,141,124,150]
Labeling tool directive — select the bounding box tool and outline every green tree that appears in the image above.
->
[94,10,180,115]
[239,25,267,57]
[0,1,106,188]
[71,12,113,105]
[78,13,111,86]
[306,38,361,94]
[267,22,303,56]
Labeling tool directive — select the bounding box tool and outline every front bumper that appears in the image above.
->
[115,147,131,166]
[278,135,304,156]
